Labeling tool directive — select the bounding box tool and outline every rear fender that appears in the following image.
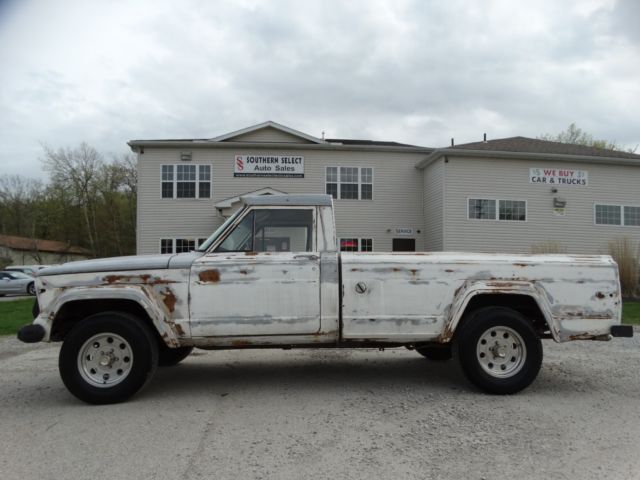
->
[442,280,558,342]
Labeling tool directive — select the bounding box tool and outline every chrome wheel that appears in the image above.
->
[77,333,133,388]
[476,326,526,378]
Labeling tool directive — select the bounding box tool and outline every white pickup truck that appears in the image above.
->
[18,194,632,404]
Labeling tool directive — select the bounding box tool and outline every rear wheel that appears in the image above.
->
[59,311,158,404]
[455,307,542,394]
[27,282,36,296]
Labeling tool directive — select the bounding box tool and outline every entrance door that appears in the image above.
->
[189,207,321,337]
[392,238,416,251]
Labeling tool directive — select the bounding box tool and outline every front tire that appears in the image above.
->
[158,344,193,367]
[27,282,36,296]
[455,307,542,395]
[59,312,159,404]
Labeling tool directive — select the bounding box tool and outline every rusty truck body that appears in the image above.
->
[18,194,633,404]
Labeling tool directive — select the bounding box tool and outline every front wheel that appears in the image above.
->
[59,312,159,404]
[27,282,36,296]
[158,344,193,367]
[455,307,542,395]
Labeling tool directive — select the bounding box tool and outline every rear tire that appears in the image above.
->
[455,306,542,395]
[27,282,36,296]
[158,344,193,367]
[59,311,159,404]
[415,344,452,361]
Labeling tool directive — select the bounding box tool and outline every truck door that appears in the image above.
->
[189,207,321,337]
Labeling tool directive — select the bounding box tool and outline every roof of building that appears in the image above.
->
[128,121,432,152]
[450,136,640,160]
[325,138,419,148]
[0,234,91,255]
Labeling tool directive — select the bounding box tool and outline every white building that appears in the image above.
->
[129,121,640,255]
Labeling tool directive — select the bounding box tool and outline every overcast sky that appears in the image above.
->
[1,0,639,178]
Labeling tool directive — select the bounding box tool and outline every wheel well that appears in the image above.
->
[51,299,156,341]
[461,294,551,337]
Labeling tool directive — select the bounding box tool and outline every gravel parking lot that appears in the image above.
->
[0,332,638,480]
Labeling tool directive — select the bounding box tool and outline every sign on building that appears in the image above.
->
[394,227,414,236]
[530,168,588,186]
[234,155,304,178]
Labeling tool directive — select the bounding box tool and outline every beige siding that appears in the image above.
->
[137,147,427,254]
[227,127,315,143]
[422,158,444,250]
[443,156,640,254]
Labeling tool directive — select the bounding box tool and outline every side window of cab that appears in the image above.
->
[215,208,314,253]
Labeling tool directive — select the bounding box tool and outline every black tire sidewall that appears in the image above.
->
[158,345,193,367]
[415,345,453,361]
[456,307,542,395]
[59,312,158,404]
[27,283,35,296]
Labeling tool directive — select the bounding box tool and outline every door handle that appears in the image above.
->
[294,254,319,261]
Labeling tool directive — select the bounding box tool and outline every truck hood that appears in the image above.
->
[38,252,204,276]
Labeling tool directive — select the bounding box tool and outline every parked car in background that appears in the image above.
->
[5,265,51,276]
[0,271,36,296]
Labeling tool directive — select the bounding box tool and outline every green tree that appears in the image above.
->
[539,123,637,153]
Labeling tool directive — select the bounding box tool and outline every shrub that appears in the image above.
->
[608,237,639,297]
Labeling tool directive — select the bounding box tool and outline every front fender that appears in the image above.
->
[34,286,183,347]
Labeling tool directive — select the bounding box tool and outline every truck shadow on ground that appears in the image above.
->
[142,352,472,399]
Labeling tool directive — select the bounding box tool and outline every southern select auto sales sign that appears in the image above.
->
[529,167,588,186]
[234,154,304,178]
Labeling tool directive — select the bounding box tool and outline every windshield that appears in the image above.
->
[197,206,247,252]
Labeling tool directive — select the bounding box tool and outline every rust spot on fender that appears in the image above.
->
[245,251,258,256]
[239,269,249,275]
[409,269,418,276]
[198,269,220,283]
[103,274,175,285]
[513,263,529,268]
[161,288,177,312]
[595,292,606,299]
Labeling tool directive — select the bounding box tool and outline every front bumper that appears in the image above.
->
[611,325,634,338]
[17,324,45,343]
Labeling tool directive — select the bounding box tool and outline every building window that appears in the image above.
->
[595,204,621,225]
[160,237,203,254]
[161,164,211,199]
[361,168,373,200]
[326,167,373,200]
[161,166,174,198]
[160,239,173,254]
[469,198,526,221]
[499,200,527,221]
[623,206,640,226]
[595,204,640,226]
[468,199,496,220]
[340,238,373,252]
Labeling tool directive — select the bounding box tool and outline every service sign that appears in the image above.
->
[234,155,304,178]
[394,227,414,236]
[530,167,588,186]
